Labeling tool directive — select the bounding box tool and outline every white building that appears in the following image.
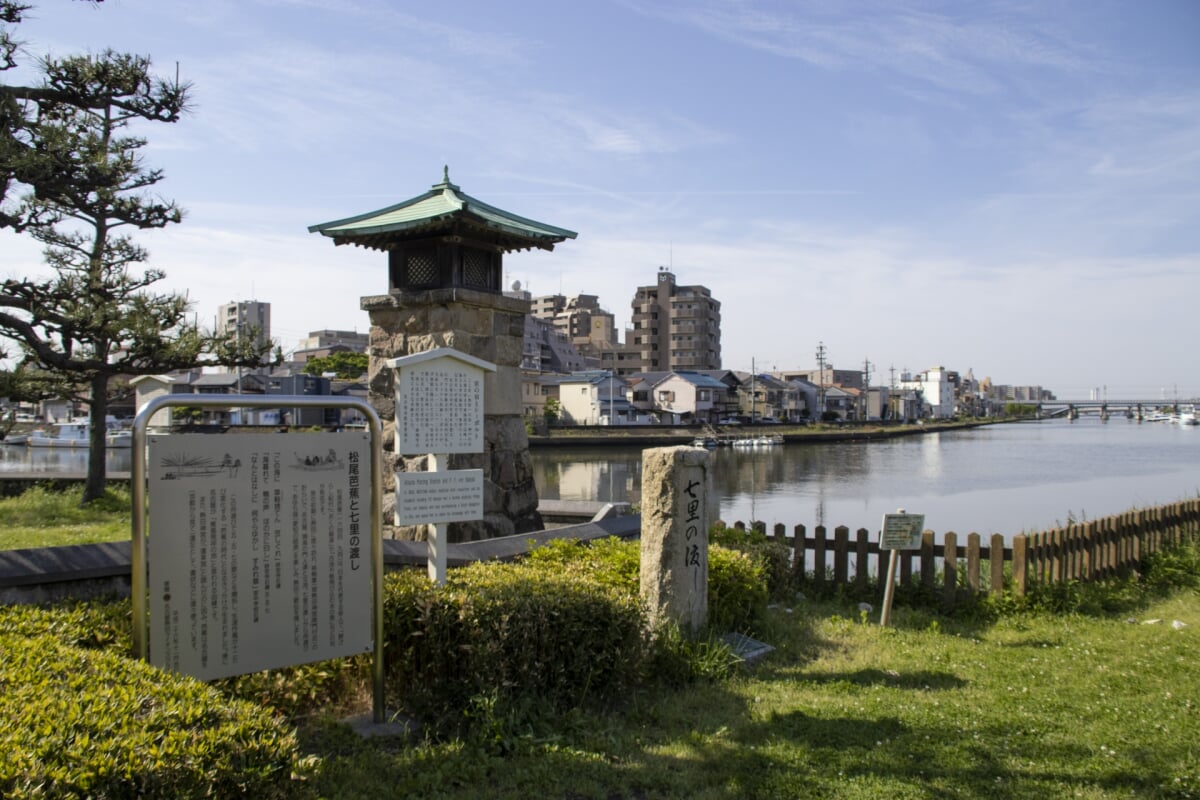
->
[898,366,956,419]
[555,372,644,426]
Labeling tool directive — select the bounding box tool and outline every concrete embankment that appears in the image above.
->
[528,419,999,448]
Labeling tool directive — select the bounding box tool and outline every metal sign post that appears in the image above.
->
[131,394,388,723]
[878,509,925,627]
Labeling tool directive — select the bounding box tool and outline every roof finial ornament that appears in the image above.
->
[442,164,450,184]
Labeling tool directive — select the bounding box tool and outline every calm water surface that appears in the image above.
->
[5,419,1198,540]
[532,419,1200,539]
[0,444,130,475]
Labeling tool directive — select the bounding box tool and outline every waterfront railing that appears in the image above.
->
[726,497,1200,608]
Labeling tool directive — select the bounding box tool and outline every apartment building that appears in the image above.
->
[216,300,272,372]
[629,267,721,372]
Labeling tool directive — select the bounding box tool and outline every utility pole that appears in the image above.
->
[750,357,757,424]
[815,341,827,423]
[862,357,872,421]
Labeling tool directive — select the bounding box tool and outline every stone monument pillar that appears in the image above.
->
[309,169,577,541]
[640,445,712,633]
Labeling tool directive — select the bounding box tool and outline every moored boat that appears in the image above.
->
[26,420,132,448]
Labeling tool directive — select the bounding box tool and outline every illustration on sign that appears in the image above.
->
[157,451,243,480]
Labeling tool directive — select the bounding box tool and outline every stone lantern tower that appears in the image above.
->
[309,168,577,540]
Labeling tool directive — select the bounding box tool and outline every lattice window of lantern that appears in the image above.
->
[462,249,490,288]
[405,249,438,286]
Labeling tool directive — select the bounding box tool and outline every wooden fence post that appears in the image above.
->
[943,531,958,609]
[966,533,980,596]
[920,530,936,592]
[773,522,786,545]
[989,533,1005,594]
[1083,520,1096,581]
[834,526,850,587]
[792,524,807,581]
[814,525,827,587]
[855,528,870,593]
[1012,534,1027,596]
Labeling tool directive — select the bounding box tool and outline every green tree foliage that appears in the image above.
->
[543,396,561,425]
[301,350,368,379]
[0,3,270,502]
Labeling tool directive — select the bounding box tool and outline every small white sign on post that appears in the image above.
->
[389,348,496,584]
[395,469,484,524]
[880,512,926,551]
[878,509,926,627]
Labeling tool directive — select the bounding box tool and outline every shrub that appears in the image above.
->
[0,624,304,799]
[525,535,770,632]
[384,537,771,734]
[383,562,649,735]
[710,523,794,602]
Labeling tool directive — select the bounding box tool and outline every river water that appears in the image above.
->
[5,418,1198,540]
[531,418,1200,539]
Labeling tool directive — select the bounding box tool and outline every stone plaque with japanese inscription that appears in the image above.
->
[640,446,711,633]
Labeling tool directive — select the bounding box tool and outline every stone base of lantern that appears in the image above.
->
[362,288,543,542]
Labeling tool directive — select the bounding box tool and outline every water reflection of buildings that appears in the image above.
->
[542,458,641,505]
[0,445,131,474]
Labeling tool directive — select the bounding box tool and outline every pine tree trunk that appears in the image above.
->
[82,375,109,504]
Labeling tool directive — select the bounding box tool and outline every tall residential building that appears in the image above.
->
[530,293,617,348]
[216,300,271,371]
[629,267,721,372]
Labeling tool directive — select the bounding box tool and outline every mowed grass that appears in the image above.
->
[0,485,131,549]
[3,488,1197,797]
[304,592,1200,799]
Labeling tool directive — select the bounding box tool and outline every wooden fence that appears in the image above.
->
[727,498,1200,609]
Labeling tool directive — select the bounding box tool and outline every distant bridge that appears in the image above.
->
[1036,399,1194,420]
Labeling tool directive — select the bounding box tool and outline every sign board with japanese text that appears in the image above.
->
[879,512,926,550]
[389,349,496,456]
[395,469,484,524]
[146,431,373,681]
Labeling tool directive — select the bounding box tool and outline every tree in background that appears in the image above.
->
[301,351,369,380]
[0,3,269,503]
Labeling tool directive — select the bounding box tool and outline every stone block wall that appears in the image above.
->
[362,287,542,541]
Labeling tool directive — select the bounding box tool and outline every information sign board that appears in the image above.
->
[880,512,926,550]
[395,469,484,524]
[393,354,487,455]
[146,431,373,680]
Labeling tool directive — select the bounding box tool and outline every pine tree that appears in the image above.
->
[0,3,267,502]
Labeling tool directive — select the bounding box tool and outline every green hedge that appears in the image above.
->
[383,538,770,733]
[383,562,649,732]
[0,608,304,799]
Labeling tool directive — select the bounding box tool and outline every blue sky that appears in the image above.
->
[2,0,1198,399]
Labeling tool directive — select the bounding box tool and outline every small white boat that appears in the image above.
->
[1175,409,1199,426]
[731,434,783,447]
[27,420,132,448]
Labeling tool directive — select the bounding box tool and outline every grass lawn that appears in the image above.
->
[302,592,1199,799]
[0,485,131,550]
[3,488,1197,798]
